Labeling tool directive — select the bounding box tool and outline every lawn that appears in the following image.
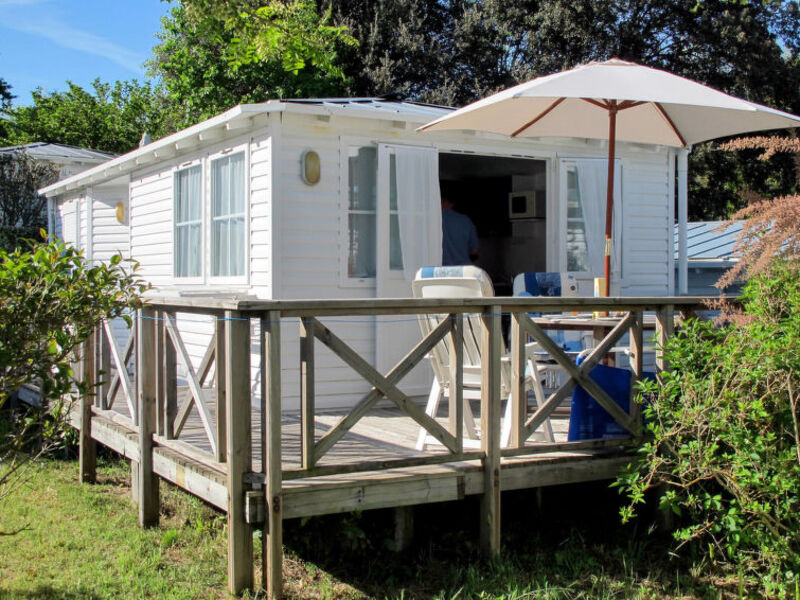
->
[0,456,739,599]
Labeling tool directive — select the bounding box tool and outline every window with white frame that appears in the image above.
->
[174,165,203,278]
[347,146,377,278]
[388,152,403,271]
[565,166,591,272]
[564,160,622,277]
[211,152,246,278]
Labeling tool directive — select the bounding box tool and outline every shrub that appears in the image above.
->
[616,261,800,593]
[0,235,147,512]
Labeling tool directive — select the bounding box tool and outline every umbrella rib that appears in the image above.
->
[654,102,687,147]
[582,98,609,110]
[511,97,566,137]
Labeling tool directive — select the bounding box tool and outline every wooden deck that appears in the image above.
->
[76,399,630,520]
[72,294,705,598]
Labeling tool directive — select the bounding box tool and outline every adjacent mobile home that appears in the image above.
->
[42,98,685,410]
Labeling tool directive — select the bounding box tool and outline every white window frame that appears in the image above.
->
[339,138,379,288]
[339,137,557,288]
[558,157,624,284]
[172,160,205,284]
[169,141,250,287]
[208,146,249,285]
[436,143,557,271]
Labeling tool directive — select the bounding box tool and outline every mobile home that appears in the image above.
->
[42,98,686,409]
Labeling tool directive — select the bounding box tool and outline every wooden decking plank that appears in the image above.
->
[84,399,634,524]
[282,475,464,519]
[87,414,140,462]
[153,446,228,511]
[101,396,578,471]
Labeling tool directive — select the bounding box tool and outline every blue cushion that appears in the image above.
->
[420,265,463,278]
[523,272,563,297]
[568,362,656,441]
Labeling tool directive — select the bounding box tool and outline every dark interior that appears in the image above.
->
[439,153,548,295]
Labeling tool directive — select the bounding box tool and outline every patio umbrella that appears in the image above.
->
[419,58,800,294]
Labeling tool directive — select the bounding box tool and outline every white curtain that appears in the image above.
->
[210,154,245,277]
[175,165,202,277]
[394,146,442,281]
[575,159,622,276]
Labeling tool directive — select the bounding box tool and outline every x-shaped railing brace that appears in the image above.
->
[521,312,641,438]
[310,316,459,466]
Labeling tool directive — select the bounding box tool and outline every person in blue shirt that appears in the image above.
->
[441,196,479,265]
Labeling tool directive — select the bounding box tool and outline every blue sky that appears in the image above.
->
[0,0,171,105]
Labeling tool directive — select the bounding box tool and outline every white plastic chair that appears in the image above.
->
[413,266,554,450]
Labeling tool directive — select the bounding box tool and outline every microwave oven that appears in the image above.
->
[508,190,546,219]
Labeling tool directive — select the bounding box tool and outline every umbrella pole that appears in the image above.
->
[603,102,618,296]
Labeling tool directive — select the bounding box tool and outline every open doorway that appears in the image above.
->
[439,153,548,296]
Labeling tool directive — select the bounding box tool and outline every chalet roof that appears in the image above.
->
[0,142,115,162]
[40,99,454,197]
[674,221,743,261]
[282,97,453,118]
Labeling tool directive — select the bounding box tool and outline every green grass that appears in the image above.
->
[0,457,749,599]
[0,457,230,599]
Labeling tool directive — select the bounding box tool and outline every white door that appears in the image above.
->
[559,158,623,294]
[375,144,441,395]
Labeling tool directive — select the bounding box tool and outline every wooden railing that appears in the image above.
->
[80,294,704,597]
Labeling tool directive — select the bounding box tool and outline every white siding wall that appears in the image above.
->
[127,130,273,377]
[250,135,272,297]
[620,153,672,295]
[277,117,379,410]
[91,186,130,262]
[78,194,87,252]
[55,193,85,248]
[130,167,173,287]
[55,196,76,244]
[90,185,134,351]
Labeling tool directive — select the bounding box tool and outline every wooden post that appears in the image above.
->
[628,311,644,427]
[394,506,414,552]
[155,314,165,437]
[163,316,177,440]
[215,318,227,461]
[299,317,315,470]
[509,313,525,448]
[448,314,463,450]
[130,460,139,504]
[97,323,110,409]
[137,307,159,527]
[479,304,502,558]
[655,305,674,374]
[79,332,96,484]
[261,312,283,599]
[225,310,253,594]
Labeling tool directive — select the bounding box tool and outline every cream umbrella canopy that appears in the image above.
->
[419,58,800,293]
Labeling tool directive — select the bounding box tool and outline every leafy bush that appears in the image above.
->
[616,261,800,593]
[0,236,147,511]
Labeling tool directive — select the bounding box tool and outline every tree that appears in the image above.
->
[149,0,355,128]
[324,1,800,106]
[0,78,13,142]
[3,79,175,155]
[325,0,800,218]
[0,238,146,524]
[0,151,58,252]
[323,1,486,106]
